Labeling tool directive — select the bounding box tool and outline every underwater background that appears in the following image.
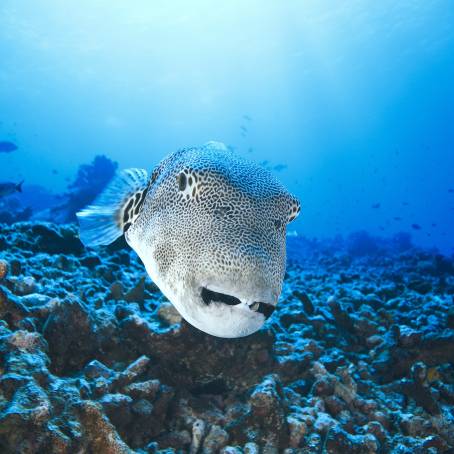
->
[1,2,454,453]
[1,0,453,253]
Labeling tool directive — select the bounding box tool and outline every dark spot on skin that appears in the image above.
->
[189,176,193,186]
[192,187,196,197]
[125,198,134,214]
[123,221,132,232]
[274,219,282,229]
[179,173,187,191]
[135,192,141,204]
[136,188,148,213]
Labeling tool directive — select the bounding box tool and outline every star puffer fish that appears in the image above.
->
[77,142,301,338]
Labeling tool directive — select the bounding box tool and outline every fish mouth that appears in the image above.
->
[200,287,275,320]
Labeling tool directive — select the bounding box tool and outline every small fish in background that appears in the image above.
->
[411,223,421,230]
[371,202,381,209]
[393,216,402,221]
[0,141,18,153]
[52,169,59,175]
[432,223,437,227]
[402,201,409,206]
[273,164,287,172]
[242,114,252,122]
[448,188,454,193]
[247,147,253,153]
[0,180,23,197]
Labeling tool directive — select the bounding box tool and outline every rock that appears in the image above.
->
[99,393,133,428]
[30,223,84,254]
[43,296,97,374]
[15,276,37,296]
[221,447,243,454]
[75,400,132,453]
[108,281,124,300]
[244,442,260,454]
[84,359,115,380]
[0,285,30,328]
[125,277,146,302]
[157,301,182,325]
[0,259,8,279]
[249,375,288,445]
[287,414,307,448]
[21,293,52,308]
[123,379,160,400]
[202,425,229,453]
[314,412,336,434]
[293,290,314,314]
[1,221,454,452]
[120,355,150,384]
[131,398,154,416]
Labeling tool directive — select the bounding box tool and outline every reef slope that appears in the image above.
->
[0,222,453,453]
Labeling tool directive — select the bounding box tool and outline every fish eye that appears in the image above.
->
[177,172,187,191]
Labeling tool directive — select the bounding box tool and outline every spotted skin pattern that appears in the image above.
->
[121,188,148,233]
[126,142,301,338]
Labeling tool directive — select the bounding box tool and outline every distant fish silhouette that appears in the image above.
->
[411,223,421,230]
[448,189,454,193]
[52,169,58,175]
[393,216,402,221]
[240,125,248,133]
[431,223,437,227]
[273,164,287,172]
[247,147,253,153]
[242,115,252,122]
[371,202,381,209]
[0,180,23,197]
[0,141,18,153]
[402,201,409,206]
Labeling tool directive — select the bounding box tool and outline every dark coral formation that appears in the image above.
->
[45,155,118,223]
[0,222,453,453]
[1,155,117,225]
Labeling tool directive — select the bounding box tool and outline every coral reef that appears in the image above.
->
[1,155,117,225]
[45,155,118,223]
[0,222,453,453]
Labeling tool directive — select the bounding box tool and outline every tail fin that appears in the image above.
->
[76,168,148,247]
[16,180,24,192]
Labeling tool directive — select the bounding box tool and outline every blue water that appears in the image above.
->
[0,1,453,253]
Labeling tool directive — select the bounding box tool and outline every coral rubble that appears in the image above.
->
[0,222,453,453]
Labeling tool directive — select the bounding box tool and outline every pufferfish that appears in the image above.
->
[77,141,300,338]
